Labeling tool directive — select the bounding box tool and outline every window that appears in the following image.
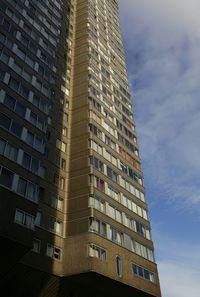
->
[10,121,22,137]
[0,167,13,189]
[17,177,39,203]
[61,158,66,170]
[34,136,43,151]
[110,228,122,245]
[22,152,31,169]
[0,32,6,43]
[60,177,65,190]
[9,76,19,90]
[104,150,117,166]
[120,161,128,174]
[88,244,106,261]
[35,211,41,226]
[49,217,63,235]
[4,143,18,161]
[14,209,35,230]
[62,127,67,136]
[89,124,102,138]
[4,94,16,110]
[26,132,44,152]
[135,221,146,237]
[56,139,67,152]
[29,112,46,131]
[46,243,61,261]
[89,196,105,213]
[0,113,11,130]
[116,256,122,277]
[105,135,116,150]
[107,205,122,223]
[125,215,135,230]
[0,69,5,81]
[17,177,28,196]
[57,197,63,210]
[93,175,105,192]
[132,264,156,283]
[54,174,65,190]
[107,166,118,182]
[90,139,103,155]
[0,138,6,155]
[32,238,41,253]
[50,194,64,211]
[31,158,39,173]
[26,131,34,146]
[107,185,119,201]
[90,156,104,172]
[89,218,107,237]
[21,152,45,177]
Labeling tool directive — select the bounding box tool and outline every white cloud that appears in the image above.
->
[119,0,200,213]
[158,260,200,297]
[155,234,200,297]
[119,2,200,296]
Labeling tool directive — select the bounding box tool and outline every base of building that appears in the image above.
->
[0,263,156,297]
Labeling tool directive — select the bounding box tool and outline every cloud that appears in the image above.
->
[155,233,200,297]
[119,0,200,213]
[119,2,200,296]
[158,260,200,297]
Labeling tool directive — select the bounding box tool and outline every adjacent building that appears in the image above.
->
[0,0,162,296]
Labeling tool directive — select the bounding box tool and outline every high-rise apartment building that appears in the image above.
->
[0,0,161,296]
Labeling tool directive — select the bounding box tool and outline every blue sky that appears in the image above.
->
[119,1,200,296]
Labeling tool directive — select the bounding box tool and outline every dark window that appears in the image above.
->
[22,153,31,169]
[4,143,18,161]
[132,264,137,275]
[1,51,9,64]
[61,158,66,170]
[0,167,13,188]
[10,121,22,137]
[26,56,34,67]
[9,78,20,91]
[2,19,10,31]
[31,158,39,173]
[15,102,26,117]
[144,269,150,280]
[29,41,37,54]
[0,33,6,43]
[17,48,26,60]
[38,65,44,76]
[20,85,29,98]
[135,221,145,237]
[0,138,6,155]
[40,52,46,61]
[138,266,144,277]
[23,23,31,34]
[30,112,37,125]
[107,166,117,182]
[20,34,29,47]
[4,95,16,110]
[26,132,34,146]
[17,177,27,196]
[0,69,5,81]
[0,113,11,130]
[33,95,39,108]
[9,25,17,36]
[116,256,122,276]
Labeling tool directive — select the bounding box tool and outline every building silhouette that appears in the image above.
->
[0,0,162,296]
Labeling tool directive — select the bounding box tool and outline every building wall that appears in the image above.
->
[0,0,162,296]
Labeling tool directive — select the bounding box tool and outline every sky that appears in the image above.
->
[119,1,200,297]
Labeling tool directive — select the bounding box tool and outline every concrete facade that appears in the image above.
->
[0,0,161,296]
